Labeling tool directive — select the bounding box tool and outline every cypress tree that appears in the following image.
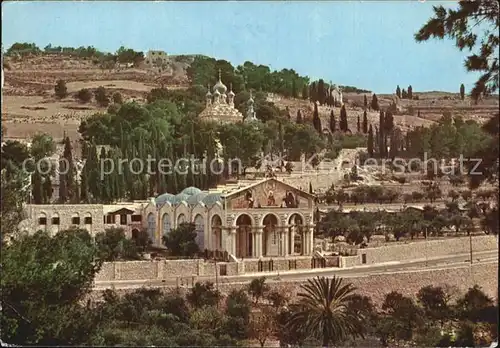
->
[292,79,298,99]
[32,171,43,204]
[378,111,385,157]
[302,84,309,100]
[340,105,348,131]
[86,142,100,201]
[367,125,374,157]
[62,136,75,202]
[402,89,407,99]
[317,79,325,105]
[107,149,118,201]
[42,175,53,204]
[114,149,126,200]
[384,111,394,134]
[460,84,465,100]
[312,103,322,133]
[80,169,88,203]
[310,82,318,103]
[81,140,88,160]
[407,85,413,99]
[329,110,336,133]
[357,115,361,133]
[384,110,394,156]
[296,109,303,124]
[396,85,401,98]
[364,95,368,109]
[389,128,400,159]
[371,94,379,111]
[100,147,111,203]
[58,155,67,203]
[362,110,368,134]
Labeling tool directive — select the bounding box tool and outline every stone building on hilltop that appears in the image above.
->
[329,83,343,105]
[145,50,168,67]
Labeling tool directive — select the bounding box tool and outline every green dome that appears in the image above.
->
[156,193,175,206]
[187,192,208,205]
[181,186,202,196]
[202,193,222,206]
[173,193,190,204]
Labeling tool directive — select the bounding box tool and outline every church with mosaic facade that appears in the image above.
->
[142,178,316,258]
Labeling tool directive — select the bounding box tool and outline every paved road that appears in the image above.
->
[93,250,497,290]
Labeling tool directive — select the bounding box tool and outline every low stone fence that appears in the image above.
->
[339,255,361,268]
[94,256,314,282]
[94,259,239,282]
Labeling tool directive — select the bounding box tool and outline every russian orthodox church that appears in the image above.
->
[199,70,259,124]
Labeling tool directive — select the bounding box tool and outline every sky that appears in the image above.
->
[2,1,481,94]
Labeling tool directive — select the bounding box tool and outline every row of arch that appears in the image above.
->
[234,213,306,258]
[146,212,219,250]
[145,212,307,257]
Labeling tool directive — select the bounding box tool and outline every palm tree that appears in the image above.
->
[287,276,366,346]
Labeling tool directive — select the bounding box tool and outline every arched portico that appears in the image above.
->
[177,213,186,226]
[162,214,171,237]
[288,213,305,255]
[147,213,155,242]
[262,213,280,257]
[194,214,205,250]
[235,214,253,258]
[211,215,222,250]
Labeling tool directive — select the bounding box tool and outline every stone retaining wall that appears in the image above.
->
[340,255,361,268]
[94,235,497,282]
[359,235,498,265]
[95,259,204,281]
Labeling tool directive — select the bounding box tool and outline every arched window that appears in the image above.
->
[71,213,80,225]
[211,215,222,250]
[147,213,156,242]
[177,213,186,226]
[194,214,204,250]
[38,212,47,230]
[51,212,60,235]
[162,214,171,236]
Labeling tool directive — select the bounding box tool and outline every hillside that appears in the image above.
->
[2,53,498,141]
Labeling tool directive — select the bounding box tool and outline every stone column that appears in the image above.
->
[255,226,264,258]
[207,221,212,251]
[302,230,307,255]
[307,227,314,255]
[230,228,237,256]
[282,228,288,256]
[220,227,227,253]
[290,225,296,255]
